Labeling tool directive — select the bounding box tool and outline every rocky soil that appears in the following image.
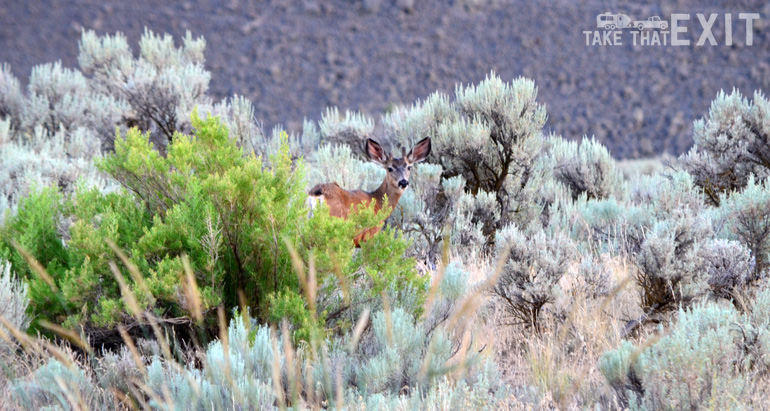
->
[1,0,769,158]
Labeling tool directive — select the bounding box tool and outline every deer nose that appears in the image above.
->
[398,179,409,188]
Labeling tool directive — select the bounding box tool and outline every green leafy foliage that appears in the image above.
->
[10,30,770,409]
[1,112,424,340]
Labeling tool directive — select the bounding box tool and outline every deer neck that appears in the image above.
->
[369,179,403,216]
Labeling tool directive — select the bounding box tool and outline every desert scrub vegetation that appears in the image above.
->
[599,299,770,409]
[1,111,424,341]
[315,72,550,262]
[545,135,624,201]
[681,89,770,205]
[4,29,770,410]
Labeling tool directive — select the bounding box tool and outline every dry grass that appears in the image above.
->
[5,242,770,410]
[480,253,650,409]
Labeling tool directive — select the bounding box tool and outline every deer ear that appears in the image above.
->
[407,137,431,163]
[365,139,389,165]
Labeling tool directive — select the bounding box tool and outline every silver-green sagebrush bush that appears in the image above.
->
[681,89,770,205]
[261,119,323,161]
[198,94,263,154]
[319,106,375,148]
[0,29,254,155]
[0,56,120,220]
[306,143,385,191]
[492,224,575,331]
[0,64,23,130]
[79,29,209,147]
[0,123,114,223]
[10,267,503,410]
[317,72,549,262]
[12,359,110,410]
[617,286,770,409]
[0,30,232,222]
[547,169,716,322]
[0,259,29,354]
[544,194,640,254]
[712,175,770,280]
[391,165,496,261]
[448,184,500,258]
[0,56,127,149]
[632,209,711,314]
[701,239,755,300]
[388,162,449,260]
[741,286,770,377]
[601,303,750,410]
[546,134,624,201]
[576,254,612,299]
[629,169,706,218]
[544,169,705,257]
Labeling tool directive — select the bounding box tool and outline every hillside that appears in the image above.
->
[1,0,769,158]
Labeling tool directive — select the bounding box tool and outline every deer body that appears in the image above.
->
[307,137,431,247]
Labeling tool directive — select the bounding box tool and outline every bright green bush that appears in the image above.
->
[99,110,312,315]
[1,112,425,340]
[0,187,71,325]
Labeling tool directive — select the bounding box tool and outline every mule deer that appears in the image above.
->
[307,137,431,246]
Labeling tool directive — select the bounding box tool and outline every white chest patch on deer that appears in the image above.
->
[306,194,324,218]
[305,137,431,246]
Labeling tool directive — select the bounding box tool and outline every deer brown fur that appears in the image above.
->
[307,137,432,247]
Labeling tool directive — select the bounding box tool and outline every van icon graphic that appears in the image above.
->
[597,13,669,31]
[633,16,668,30]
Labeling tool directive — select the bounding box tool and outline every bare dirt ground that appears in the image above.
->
[1,0,768,158]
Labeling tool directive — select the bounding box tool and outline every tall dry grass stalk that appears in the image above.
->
[2,231,650,409]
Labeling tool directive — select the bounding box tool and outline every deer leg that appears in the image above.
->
[353,225,383,248]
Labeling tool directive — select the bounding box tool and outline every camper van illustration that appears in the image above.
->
[596,12,632,30]
[597,13,670,31]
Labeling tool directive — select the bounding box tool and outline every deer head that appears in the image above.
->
[365,137,432,193]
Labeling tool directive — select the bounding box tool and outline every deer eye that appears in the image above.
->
[407,166,412,170]
[388,167,393,172]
